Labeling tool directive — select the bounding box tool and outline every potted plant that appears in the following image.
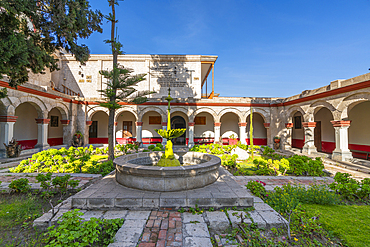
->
[273,136,281,143]
[228,134,238,145]
[72,131,84,147]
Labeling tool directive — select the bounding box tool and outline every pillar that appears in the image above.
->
[283,123,293,150]
[114,122,117,145]
[238,122,247,144]
[188,122,195,147]
[35,118,50,149]
[161,122,167,145]
[0,116,17,156]
[331,120,353,161]
[263,123,272,147]
[61,120,71,145]
[302,122,317,154]
[214,122,221,144]
[136,122,143,144]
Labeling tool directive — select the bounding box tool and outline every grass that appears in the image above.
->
[302,204,370,247]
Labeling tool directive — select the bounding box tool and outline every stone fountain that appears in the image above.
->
[115,88,221,192]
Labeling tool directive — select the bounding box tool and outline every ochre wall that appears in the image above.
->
[142,112,162,138]
[116,112,137,138]
[349,101,370,146]
[194,113,214,138]
[92,111,108,138]
[220,113,239,138]
[14,103,38,141]
[48,108,63,138]
[246,113,266,138]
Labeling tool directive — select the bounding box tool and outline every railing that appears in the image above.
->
[61,85,80,96]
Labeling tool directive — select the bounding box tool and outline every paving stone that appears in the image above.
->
[123,219,147,228]
[122,210,150,220]
[33,213,53,227]
[115,198,143,208]
[182,212,204,223]
[81,210,104,221]
[108,242,137,247]
[160,198,187,207]
[143,198,159,208]
[249,211,267,229]
[184,237,212,247]
[227,210,252,228]
[184,223,210,238]
[258,210,288,229]
[87,198,114,208]
[253,202,274,211]
[103,210,128,219]
[115,226,144,243]
[205,211,230,231]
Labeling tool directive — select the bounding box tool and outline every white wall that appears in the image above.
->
[292,112,304,140]
[92,111,108,138]
[349,101,370,145]
[314,107,334,142]
[220,113,239,138]
[116,112,136,138]
[246,113,266,138]
[142,112,162,138]
[14,103,38,141]
[48,108,63,138]
[194,113,214,138]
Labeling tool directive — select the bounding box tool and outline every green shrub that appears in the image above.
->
[153,147,162,151]
[329,172,370,200]
[148,145,156,151]
[221,154,238,169]
[45,209,124,246]
[287,155,324,176]
[85,160,115,177]
[9,178,31,193]
[155,143,164,150]
[246,180,267,198]
[262,146,274,156]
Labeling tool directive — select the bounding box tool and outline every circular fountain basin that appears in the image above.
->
[114,152,221,192]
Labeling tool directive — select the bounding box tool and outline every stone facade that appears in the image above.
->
[1,54,370,162]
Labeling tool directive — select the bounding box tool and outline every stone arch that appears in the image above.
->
[12,96,47,118]
[285,105,306,122]
[338,93,370,119]
[47,103,69,120]
[87,106,109,121]
[307,100,337,121]
[138,107,166,122]
[191,107,217,122]
[115,107,138,122]
[244,108,269,123]
[170,107,192,121]
[217,108,243,123]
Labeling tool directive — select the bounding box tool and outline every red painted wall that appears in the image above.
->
[292,139,304,149]
[321,141,335,154]
[116,138,137,144]
[349,143,370,160]
[17,139,37,150]
[48,138,63,146]
[89,138,108,144]
[246,138,267,145]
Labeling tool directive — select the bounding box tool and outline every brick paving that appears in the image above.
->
[139,210,183,247]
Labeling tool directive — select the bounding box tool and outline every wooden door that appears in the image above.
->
[89,121,98,138]
[122,121,133,137]
[314,121,322,152]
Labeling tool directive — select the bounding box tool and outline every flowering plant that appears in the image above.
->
[246,180,268,198]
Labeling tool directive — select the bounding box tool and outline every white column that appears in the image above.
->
[161,122,167,145]
[35,118,50,149]
[136,122,143,143]
[263,123,272,147]
[331,120,353,161]
[113,122,117,145]
[214,122,221,144]
[283,123,293,150]
[0,116,17,156]
[188,122,195,147]
[302,122,317,154]
[239,122,247,144]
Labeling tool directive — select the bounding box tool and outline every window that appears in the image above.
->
[50,116,59,127]
[149,116,161,125]
[194,116,206,125]
[122,121,133,137]
[294,116,302,129]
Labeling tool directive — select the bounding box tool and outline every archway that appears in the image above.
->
[220,112,239,145]
[142,111,162,145]
[348,101,370,159]
[194,112,215,145]
[89,111,109,144]
[171,116,186,145]
[292,111,304,149]
[116,111,137,144]
[14,103,39,149]
[314,107,335,153]
[47,108,64,146]
[246,113,267,145]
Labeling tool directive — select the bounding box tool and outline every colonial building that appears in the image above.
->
[1,54,369,162]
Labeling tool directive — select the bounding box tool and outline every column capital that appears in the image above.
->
[35,118,50,124]
[136,122,143,126]
[302,122,317,128]
[161,122,167,126]
[331,120,351,127]
[238,122,247,127]
[214,122,221,127]
[188,122,195,127]
[86,121,93,126]
[60,120,70,125]
[263,123,270,128]
[0,116,18,122]
[285,123,293,128]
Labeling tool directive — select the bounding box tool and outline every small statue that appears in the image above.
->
[72,131,84,147]
[4,138,22,158]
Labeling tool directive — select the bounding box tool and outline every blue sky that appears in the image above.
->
[82,0,370,97]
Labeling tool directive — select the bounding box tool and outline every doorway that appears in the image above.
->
[171,116,186,145]
[89,121,98,138]
[314,121,322,152]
